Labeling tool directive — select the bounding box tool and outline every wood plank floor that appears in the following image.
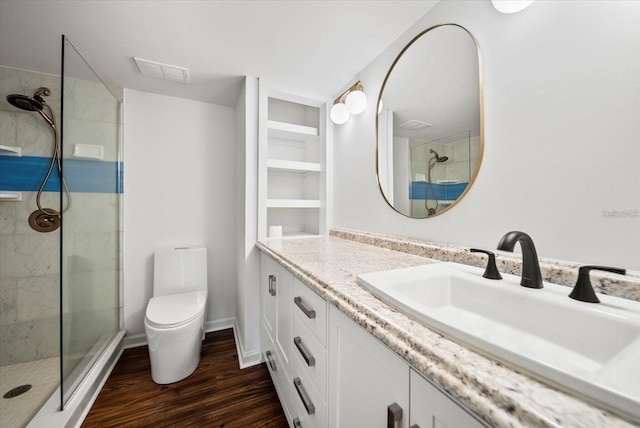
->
[82,329,288,427]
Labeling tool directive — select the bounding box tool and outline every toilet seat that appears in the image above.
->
[145,290,206,329]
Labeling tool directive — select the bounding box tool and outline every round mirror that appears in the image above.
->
[376,24,483,218]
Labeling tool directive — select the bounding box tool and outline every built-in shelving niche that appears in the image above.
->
[259,87,330,240]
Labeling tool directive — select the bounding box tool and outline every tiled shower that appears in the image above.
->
[0,36,122,427]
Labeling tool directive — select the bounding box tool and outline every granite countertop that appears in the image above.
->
[257,234,638,428]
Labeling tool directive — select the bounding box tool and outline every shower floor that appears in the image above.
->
[0,357,59,428]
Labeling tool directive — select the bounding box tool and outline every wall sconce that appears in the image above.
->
[330,81,367,125]
[492,0,535,14]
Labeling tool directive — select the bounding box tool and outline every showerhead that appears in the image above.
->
[6,94,44,111]
[6,87,51,112]
[429,149,448,163]
[6,88,55,128]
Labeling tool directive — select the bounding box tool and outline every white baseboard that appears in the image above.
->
[206,317,235,332]
[123,317,240,349]
[122,332,146,349]
[232,318,263,369]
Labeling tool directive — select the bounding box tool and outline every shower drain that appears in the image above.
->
[3,384,32,399]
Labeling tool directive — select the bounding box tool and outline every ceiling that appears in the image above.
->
[0,0,438,107]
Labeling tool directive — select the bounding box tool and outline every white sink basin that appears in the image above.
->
[357,262,640,421]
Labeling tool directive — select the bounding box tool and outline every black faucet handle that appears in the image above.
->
[569,265,626,303]
[470,249,503,280]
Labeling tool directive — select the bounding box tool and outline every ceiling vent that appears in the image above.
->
[399,120,432,130]
[133,57,190,83]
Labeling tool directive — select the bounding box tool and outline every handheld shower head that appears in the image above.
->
[429,149,448,163]
[6,87,52,112]
[6,94,44,111]
[5,87,55,128]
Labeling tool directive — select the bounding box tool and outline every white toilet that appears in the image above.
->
[144,247,208,384]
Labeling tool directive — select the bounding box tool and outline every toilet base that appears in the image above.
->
[145,315,204,384]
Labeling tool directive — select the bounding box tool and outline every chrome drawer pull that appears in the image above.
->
[268,275,276,296]
[294,336,316,367]
[293,377,315,415]
[293,417,302,428]
[294,296,316,319]
[265,350,277,371]
[387,402,403,428]
[409,425,420,428]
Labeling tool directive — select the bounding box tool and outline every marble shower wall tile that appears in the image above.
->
[61,193,118,234]
[0,318,60,365]
[0,110,16,145]
[0,232,60,279]
[0,278,17,324]
[0,201,16,235]
[16,275,60,321]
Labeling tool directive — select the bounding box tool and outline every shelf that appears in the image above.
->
[267,159,321,173]
[267,120,318,142]
[0,191,23,201]
[265,231,319,240]
[0,145,22,157]
[267,199,321,208]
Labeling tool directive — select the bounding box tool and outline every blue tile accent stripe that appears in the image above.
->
[0,156,122,193]
[409,182,467,200]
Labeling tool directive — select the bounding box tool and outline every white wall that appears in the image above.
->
[333,1,640,271]
[123,89,237,336]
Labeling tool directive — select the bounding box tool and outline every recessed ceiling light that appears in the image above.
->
[133,57,190,83]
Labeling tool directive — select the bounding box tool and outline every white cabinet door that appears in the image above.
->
[410,369,484,428]
[261,254,278,340]
[261,253,293,372]
[329,305,410,428]
[276,261,293,370]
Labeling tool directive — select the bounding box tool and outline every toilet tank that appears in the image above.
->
[153,247,207,297]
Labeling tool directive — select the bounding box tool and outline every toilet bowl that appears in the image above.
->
[144,247,208,384]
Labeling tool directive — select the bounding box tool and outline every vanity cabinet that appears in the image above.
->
[258,85,332,240]
[410,370,484,428]
[261,252,484,428]
[261,253,329,428]
[328,305,485,428]
[328,305,410,428]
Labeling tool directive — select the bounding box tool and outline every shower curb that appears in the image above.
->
[26,331,125,428]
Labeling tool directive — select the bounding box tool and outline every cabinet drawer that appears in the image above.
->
[262,324,292,419]
[292,313,327,397]
[289,386,311,428]
[293,278,327,346]
[291,354,326,428]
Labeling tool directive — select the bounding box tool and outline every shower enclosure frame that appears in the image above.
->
[58,34,123,411]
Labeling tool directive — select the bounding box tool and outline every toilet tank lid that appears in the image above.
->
[146,291,207,327]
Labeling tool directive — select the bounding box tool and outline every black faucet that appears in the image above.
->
[496,231,543,289]
[470,249,502,280]
[569,265,626,303]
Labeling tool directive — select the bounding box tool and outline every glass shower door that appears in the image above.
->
[60,36,121,406]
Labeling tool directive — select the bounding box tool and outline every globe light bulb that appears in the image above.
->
[330,102,350,125]
[345,89,367,115]
[491,0,535,14]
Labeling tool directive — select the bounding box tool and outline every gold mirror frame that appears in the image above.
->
[376,24,484,218]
